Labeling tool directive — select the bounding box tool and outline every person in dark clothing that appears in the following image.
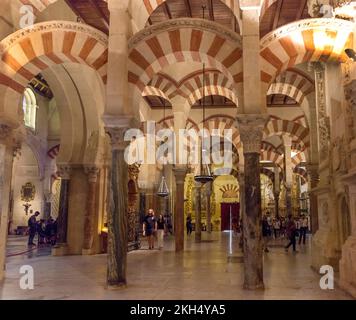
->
[27,211,40,246]
[186,215,193,236]
[37,219,46,245]
[285,215,297,252]
[143,209,157,249]
[262,215,270,252]
[45,217,56,245]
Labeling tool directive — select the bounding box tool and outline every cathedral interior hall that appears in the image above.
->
[1,0,356,301]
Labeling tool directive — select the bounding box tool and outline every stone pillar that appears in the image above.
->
[237,114,269,290]
[55,165,72,248]
[104,122,131,289]
[0,124,17,281]
[128,164,140,248]
[283,136,293,217]
[173,166,187,252]
[274,166,280,218]
[82,166,99,255]
[195,181,202,242]
[238,169,245,222]
[205,181,212,233]
[306,164,320,234]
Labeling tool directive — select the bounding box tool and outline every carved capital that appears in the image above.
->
[84,166,99,183]
[173,166,187,184]
[58,165,72,180]
[105,127,130,151]
[236,114,269,154]
[128,163,140,181]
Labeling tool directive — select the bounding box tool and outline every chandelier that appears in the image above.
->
[194,63,214,185]
[156,99,170,198]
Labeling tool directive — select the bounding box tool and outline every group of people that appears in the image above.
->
[143,209,172,250]
[27,211,57,246]
[262,213,309,253]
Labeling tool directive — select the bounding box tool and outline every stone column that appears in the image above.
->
[82,166,99,255]
[237,114,269,290]
[274,165,280,218]
[0,124,17,281]
[104,122,131,289]
[205,181,212,233]
[173,166,187,252]
[283,136,293,217]
[195,181,202,242]
[306,164,320,234]
[55,165,72,248]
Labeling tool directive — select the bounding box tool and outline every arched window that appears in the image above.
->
[23,87,38,130]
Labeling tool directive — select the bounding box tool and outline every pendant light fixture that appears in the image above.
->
[157,98,170,197]
[194,63,214,184]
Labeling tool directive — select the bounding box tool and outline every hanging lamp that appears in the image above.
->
[157,98,170,197]
[194,63,214,184]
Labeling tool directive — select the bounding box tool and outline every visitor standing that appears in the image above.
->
[143,209,157,250]
[27,211,40,246]
[299,214,309,245]
[186,215,193,236]
[156,214,165,249]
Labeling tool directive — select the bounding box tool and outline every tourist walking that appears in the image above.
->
[143,209,157,250]
[285,215,297,252]
[27,211,40,246]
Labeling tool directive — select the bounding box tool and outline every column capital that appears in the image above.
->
[103,115,140,151]
[173,166,187,184]
[84,165,100,183]
[58,165,72,180]
[236,114,269,154]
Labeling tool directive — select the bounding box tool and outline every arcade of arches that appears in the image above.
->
[0,0,356,299]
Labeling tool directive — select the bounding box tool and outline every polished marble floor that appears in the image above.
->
[0,233,352,300]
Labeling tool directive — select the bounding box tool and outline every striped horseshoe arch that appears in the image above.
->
[260,150,284,167]
[268,69,315,105]
[133,0,240,31]
[264,119,310,150]
[0,21,108,116]
[260,18,354,92]
[294,166,308,185]
[128,18,243,92]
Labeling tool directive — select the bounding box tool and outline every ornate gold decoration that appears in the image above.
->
[219,184,238,199]
[21,182,36,202]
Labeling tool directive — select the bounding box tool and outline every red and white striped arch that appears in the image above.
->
[264,119,310,150]
[187,85,238,106]
[292,151,307,167]
[260,0,279,21]
[260,150,284,167]
[128,19,243,92]
[142,86,171,101]
[134,0,239,31]
[260,18,354,92]
[267,69,315,104]
[0,21,108,117]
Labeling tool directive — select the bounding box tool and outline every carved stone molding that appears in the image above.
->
[173,166,187,184]
[236,114,270,154]
[84,166,100,183]
[128,18,242,50]
[57,165,72,180]
[344,79,356,139]
[128,163,140,181]
[0,21,108,55]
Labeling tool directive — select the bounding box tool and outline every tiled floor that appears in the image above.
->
[0,233,353,300]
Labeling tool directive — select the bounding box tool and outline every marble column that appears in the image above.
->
[105,124,131,289]
[283,136,293,217]
[82,166,99,255]
[56,165,72,247]
[195,181,202,242]
[205,181,212,233]
[173,166,187,252]
[237,114,269,290]
[0,124,17,281]
[307,164,320,234]
[274,166,280,218]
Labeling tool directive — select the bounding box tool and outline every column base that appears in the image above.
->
[227,252,244,263]
[82,248,94,255]
[106,280,127,290]
[52,243,68,256]
[243,282,265,290]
